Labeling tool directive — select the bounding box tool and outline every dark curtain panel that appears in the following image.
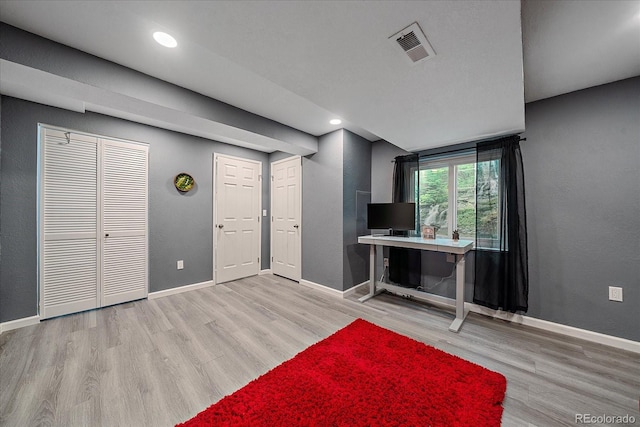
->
[474,135,529,312]
[392,154,418,205]
[389,154,421,286]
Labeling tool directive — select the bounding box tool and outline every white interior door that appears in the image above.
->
[41,129,99,319]
[101,139,149,306]
[270,156,301,281]
[214,154,261,284]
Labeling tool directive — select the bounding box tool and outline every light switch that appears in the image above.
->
[263,209,267,217]
[177,260,184,270]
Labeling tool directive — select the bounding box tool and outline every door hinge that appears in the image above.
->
[271,256,273,262]
[259,174,262,181]
[271,175,274,181]
[258,216,260,222]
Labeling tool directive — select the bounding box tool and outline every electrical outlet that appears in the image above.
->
[383,258,389,267]
[177,260,184,270]
[608,286,623,302]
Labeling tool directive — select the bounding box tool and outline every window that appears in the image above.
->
[415,154,500,248]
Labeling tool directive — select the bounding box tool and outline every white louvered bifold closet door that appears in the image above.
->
[101,139,148,306]
[42,129,99,319]
[41,127,149,319]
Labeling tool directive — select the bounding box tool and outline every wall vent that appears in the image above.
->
[389,22,435,64]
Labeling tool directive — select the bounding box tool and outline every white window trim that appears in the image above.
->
[420,153,476,240]
[417,153,504,250]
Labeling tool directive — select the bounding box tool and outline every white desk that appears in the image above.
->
[358,235,474,332]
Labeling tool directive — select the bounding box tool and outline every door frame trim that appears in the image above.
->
[212,152,263,284]
[270,155,302,282]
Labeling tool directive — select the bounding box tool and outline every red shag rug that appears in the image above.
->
[177,319,506,427]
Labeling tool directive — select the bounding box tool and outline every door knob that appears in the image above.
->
[105,233,110,237]
[218,224,224,229]
[293,224,299,229]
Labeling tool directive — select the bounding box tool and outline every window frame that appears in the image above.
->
[416,153,501,249]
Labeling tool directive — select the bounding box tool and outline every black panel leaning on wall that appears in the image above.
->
[342,130,372,290]
[0,97,270,323]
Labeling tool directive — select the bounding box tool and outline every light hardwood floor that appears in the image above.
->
[1,274,638,426]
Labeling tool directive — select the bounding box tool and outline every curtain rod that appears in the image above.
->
[391,136,527,162]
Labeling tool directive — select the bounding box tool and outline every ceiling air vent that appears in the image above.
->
[389,22,435,64]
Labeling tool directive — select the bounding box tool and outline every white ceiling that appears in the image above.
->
[523,0,640,103]
[1,1,639,152]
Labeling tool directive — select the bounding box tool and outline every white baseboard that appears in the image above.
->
[299,279,345,297]
[148,280,215,300]
[259,269,272,276]
[0,315,40,334]
[298,279,374,299]
[468,304,640,354]
[343,280,370,298]
[311,280,640,354]
[1,280,216,333]
[3,279,638,353]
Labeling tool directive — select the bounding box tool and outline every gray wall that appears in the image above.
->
[0,97,270,323]
[0,23,316,154]
[302,130,344,290]
[342,130,371,289]
[522,77,640,341]
[371,140,408,203]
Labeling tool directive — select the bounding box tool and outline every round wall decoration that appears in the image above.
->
[174,173,195,192]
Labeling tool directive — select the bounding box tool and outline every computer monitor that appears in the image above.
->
[367,203,416,232]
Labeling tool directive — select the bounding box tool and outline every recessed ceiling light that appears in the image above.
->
[329,119,342,125]
[153,31,177,48]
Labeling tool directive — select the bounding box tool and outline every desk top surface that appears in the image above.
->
[358,235,473,254]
